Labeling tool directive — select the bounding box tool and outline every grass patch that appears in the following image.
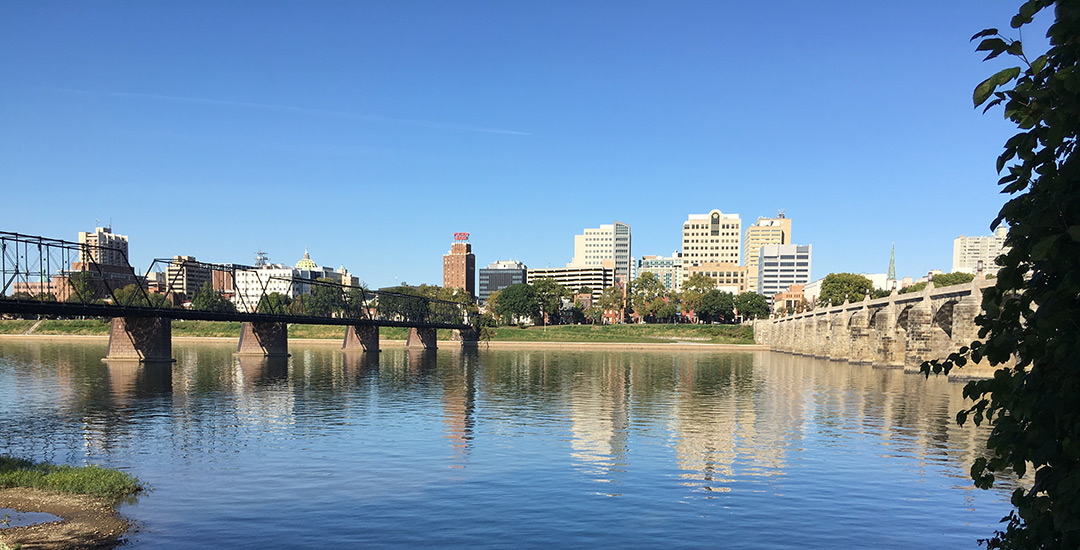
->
[0,320,35,334]
[33,320,110,335]
[0,456,143,501]
[171,320,242,338]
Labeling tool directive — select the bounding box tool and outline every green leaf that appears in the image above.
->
[974,67,1021,107]
[971,28,999,41]
[1031,235,1061,260]
[1011,0,1041,28]
[1068,226,1080,242]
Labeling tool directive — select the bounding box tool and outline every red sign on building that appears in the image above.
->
[453,232,470,241]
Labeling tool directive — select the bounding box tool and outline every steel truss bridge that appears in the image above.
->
[0,231,476,360]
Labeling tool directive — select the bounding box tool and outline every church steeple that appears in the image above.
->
[887,242,896,281]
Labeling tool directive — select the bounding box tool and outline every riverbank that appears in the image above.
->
[0,457,143,550]
[0,319,754,345]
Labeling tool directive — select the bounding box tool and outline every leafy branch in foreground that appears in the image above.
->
[921,1,1080,547]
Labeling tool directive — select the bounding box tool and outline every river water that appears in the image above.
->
[0,340,1013,548]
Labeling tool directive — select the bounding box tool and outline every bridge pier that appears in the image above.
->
[105,317,174,362]
[237,322,289,357]
[406,327,437,349]
[451,327,479,347]
[903,294,935,372]
[343,325,379,352]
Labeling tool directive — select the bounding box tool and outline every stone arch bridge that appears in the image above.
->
[753,277,999,376]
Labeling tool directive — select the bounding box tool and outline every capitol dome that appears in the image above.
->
[296,248,318,270]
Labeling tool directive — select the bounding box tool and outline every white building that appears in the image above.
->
[78,226,129,267]
[568,221,633,284]
[953,227,1008,274]
[680,210,742,291]
[231,250,359,312]
[758,244,811,299]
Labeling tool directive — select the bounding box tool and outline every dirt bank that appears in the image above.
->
[0,488,129,550]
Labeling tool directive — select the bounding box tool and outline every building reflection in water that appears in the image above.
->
[441,348,477,468]
[569,353,629,491]
[0,339,1012,504]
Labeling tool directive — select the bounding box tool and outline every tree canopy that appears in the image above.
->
[492,283,538,324]
[818,273,874,306]
[734,292,769,320]
[190,281,235,313]
[923,3,1080,546]
[697,290,734,323]
[532,277,571,323]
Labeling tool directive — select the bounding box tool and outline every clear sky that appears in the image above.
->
[0,1,1048,288]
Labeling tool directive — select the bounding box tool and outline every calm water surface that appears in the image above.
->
[0,340,1013,548]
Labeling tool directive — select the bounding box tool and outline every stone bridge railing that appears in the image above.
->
[753,277,1000,376]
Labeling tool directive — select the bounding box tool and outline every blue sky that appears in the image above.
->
[0,2,1047,288]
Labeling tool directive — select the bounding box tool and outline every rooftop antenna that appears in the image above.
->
[255,250,269,267]
[777,209,785,219]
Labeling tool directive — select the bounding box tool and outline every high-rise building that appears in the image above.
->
[637,254,681,291]
[479,260,527,304]
[78,226,129,266]
[758,244,812,299]
[743,212,791,293]
[165,255,212,301]
[953,227,1008,274]
[568,222,633,283]
[680,210,742,290]
[443,232,476,297]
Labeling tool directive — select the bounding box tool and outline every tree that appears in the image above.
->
[256,292,291,315]
[111,284,170,308]
[191,281,235,313]
[65,271,98,304]
[734,292,769,320]
[597,285,626,322]
[630,272,666,319]
[697,290,734,323]
[922,4,1080,547]
[492,283,538,325]
[306,278,345,317]
[679,273,716,321]
[532,277,570,324]
[818,273,874,306]
[377,286,428,322]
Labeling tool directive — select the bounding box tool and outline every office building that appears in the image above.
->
[527,265,614,302]
[744,213,791,293]
[637,254,681,291]
[479,260,527,304]
[684,262,748,294]
[165,255,212,301]
[758,244,812,299]
[443,232,476,297]
[680,210,742,290]
[569,222,633,283]
[78,226,129,267]
[953,227,1008,275]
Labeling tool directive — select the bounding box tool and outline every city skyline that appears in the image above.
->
[1,2,1045,289]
